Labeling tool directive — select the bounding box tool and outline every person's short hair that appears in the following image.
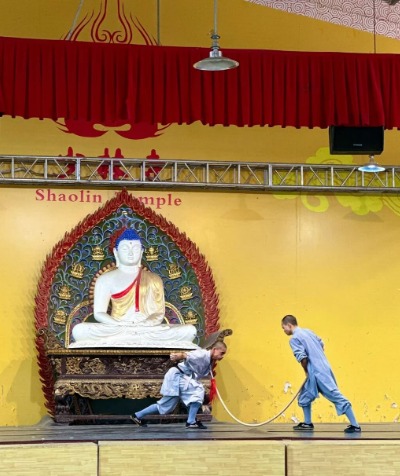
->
[282,315,298,326]
[212,340,227,351]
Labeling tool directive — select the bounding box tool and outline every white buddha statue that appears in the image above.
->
[69,228,198,349]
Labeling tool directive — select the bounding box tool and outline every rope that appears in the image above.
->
[213,377,307,427]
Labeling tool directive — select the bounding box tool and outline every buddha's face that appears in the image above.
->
[115,239,143,266]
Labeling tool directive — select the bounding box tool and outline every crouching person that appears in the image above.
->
[131,341,227,429]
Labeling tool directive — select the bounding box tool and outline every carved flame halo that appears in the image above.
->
[34,189,220,416]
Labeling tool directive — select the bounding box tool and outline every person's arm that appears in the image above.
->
[290,338,309,375]
[170,352,188,362]
[300,357,309,375]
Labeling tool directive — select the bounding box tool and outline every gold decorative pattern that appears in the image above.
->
[184,310,198,325]
[144,246,159,261]
[179,285,193,301]
[47,347,176,356]
[167,262,181,279]
[109,357,170,375]
[37,328,63,351]
[54,310,67,325]
[56,355,172,376]
[66,357,84,374]
[58,285,71,300]
[54,379,162,399]
[91,246,105,261]
[49,357,62,375]
[54,378,211,400]
[81,358,107,374]
[70,263,85,279]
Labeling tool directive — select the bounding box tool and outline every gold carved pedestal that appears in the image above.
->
[45,336,211,424]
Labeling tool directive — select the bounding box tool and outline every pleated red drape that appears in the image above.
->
[0,35,399,129]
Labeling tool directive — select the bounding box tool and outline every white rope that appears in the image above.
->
[213,378,306,427]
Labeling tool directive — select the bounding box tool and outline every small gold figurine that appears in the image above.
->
[58,285,72,300]
[70,262,85,279]
[54,310,67,325]
[168,262,182,280]
[145,246,159,262]
[184,310,198,325]
[179,285,193,301]
[92,245,105,261]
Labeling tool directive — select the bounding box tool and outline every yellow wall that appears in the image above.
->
[1,0,400,426]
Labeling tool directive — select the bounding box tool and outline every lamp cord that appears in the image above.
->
[66,0,85,41]
[373,0,377,54]
[213,0,220,38]
[156,0,161,46]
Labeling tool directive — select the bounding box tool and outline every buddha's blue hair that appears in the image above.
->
[115,228,142,249]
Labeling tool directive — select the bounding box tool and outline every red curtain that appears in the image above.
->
[0,35,399,129]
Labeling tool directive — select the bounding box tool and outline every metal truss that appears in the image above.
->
[0,154,400,193]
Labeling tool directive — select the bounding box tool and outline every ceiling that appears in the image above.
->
[246,0,400,39]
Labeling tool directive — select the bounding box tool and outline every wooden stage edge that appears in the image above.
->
[1,417,400,444]
[3,420,400,476]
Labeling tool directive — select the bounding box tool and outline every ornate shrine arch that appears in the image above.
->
[35,189,221,417]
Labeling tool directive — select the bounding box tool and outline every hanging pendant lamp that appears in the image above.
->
[358,155,385,173]
[193,0,239,72]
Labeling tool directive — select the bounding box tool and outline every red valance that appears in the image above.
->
[0,35,399,129]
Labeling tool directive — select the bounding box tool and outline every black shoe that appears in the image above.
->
[130,415,147,427]
[185,421,207,430]
[293,422,314,431]
[344,425,361,433]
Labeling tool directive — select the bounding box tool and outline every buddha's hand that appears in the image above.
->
[123,309,148,324]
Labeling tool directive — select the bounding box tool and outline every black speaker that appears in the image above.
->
[329,126,384,155]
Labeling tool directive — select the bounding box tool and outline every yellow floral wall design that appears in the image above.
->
[274,147,400,217]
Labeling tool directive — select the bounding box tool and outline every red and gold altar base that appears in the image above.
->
[35,189,231,423]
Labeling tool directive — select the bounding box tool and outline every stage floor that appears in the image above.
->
[3,420,400,475]
[1,418,400,444]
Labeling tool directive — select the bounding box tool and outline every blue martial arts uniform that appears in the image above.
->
[290,327,351,415]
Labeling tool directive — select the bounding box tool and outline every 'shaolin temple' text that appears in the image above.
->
[35,189,182,209]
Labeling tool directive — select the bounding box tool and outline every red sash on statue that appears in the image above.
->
[110,268,143,312]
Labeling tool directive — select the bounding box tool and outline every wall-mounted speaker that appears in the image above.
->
[329,126,384,155]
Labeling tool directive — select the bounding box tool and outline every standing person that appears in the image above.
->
[131,341,227,429]
[281,315,361,434]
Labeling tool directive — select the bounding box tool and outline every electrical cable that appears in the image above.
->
[66,0,85,40]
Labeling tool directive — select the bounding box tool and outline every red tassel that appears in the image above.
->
[209,377,217,403]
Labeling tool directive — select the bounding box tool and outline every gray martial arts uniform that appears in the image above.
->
[290,327,351,415]
[156,348,212,414]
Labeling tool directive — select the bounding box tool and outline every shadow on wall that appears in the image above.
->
[221,196,264,221]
